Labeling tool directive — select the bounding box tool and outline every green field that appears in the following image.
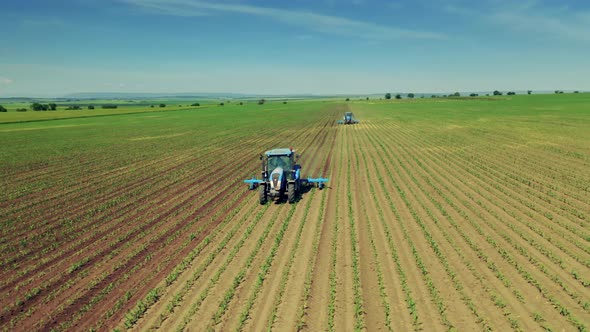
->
[1,94,589,331]
[0,100,332,199]
[0,100,211,123]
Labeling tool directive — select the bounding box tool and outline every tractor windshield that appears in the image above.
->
[268,155,291,170]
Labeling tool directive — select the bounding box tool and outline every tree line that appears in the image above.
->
[379,90,583,100]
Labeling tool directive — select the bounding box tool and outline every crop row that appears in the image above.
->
[119,112,339,331]
[0,126,282,250]
[363,125,519,329]
[2,147,256,305]
[363,117,588,331]
[1,107,342,331]
[12,167,251,330]
[390,121,590,296]
[345,130,365,331]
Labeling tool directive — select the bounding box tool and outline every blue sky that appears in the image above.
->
[0,0,589,96]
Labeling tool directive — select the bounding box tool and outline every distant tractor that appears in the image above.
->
[244,148,329,204]
[337,111,359,124]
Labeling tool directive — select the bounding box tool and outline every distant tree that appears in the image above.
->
[345,98,350,101]
[527,90,532,95]
[16,108,27,112]
[486,94,490,96]
[507,91,516,95]
[66,105,81,110]
[219,102,224,106]
[431,95,437,98]
[150,105,154,108]
[31,103,48,111]
[452,92,460,97]
[239,101,243,105]
[0,105,7,112]
[407,93,415,98]
[159,103,166,107]
[102,104,118,109]
[574,91,579,93]
[48,103,57,111]
[555,90,560,94]
[470,93,478,97]
[395,94,402,99]
[283,101,287,104]
[385,93,391,100]
[493,90,502,96]
[88,105,95,110]
[366,97,369,100]
[191,103,200,106]
[258,99,266,105]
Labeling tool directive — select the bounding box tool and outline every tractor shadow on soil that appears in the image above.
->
[274,185,329,205]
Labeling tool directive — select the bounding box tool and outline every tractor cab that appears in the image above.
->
[263,148,298,183]
[267,153,293,171]
[344,112,353,123]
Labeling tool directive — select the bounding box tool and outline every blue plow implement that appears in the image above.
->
[244,177,263,190]
[306,177,329,189]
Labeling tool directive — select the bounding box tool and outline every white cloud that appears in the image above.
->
[489,10,590,42]
[0,77,13,84]
[443,1,590,42]
[128,1,210,16]
[122,0,446,40]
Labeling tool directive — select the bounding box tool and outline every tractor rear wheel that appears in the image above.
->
[288,183,296,204]
[259,186,267,205]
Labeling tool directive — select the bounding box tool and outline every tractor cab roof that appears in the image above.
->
[265,148,294,157]
[345,112,353,116]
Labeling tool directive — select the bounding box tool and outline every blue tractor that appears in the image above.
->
[244,148,329,204]
[337,111,359,125]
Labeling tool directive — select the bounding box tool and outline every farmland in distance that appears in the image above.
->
[1,95,589,331]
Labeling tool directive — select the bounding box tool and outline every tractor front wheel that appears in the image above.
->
[288,183,296,204]
[259,186,268,205]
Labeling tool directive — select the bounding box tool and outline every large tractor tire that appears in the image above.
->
[288,183,296,204]
[259,186,268,205]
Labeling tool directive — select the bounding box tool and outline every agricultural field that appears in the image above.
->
[0,99,210,123]
[1,94,589,331]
